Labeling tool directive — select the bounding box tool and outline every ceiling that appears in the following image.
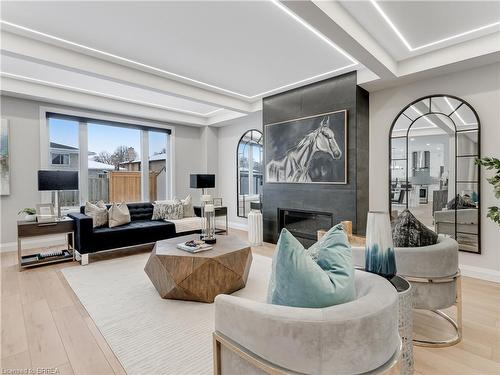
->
[339,0,500,60]
[1,1,499,126]
[0,1,356,99]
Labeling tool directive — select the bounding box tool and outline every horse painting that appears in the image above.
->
[266,114,345,183]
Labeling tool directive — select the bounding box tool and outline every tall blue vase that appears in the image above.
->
[365,211,397,278]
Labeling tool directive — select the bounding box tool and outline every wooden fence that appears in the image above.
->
[108,171,157,202]
[58,172,157,206]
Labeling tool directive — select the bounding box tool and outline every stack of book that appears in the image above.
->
[177,240,213,253]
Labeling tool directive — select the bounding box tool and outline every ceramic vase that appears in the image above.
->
[365,211,397,278]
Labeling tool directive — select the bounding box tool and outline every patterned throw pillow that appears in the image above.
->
[85,201,108,228]
[152,200,183,220]
[392,209,438,247]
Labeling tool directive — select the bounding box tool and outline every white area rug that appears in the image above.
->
[62,252,271,375]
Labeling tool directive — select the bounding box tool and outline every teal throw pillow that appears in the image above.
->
[267,224,356,308]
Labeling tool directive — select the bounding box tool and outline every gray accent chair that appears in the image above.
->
[214,270,401,375]
[351,235,461,347]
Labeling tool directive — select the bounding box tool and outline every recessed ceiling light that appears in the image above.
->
[1,72,222,117]
[437,147,441,150]
[410,138,415,141]
[426,143,430,146]
[1,6,358,100]
[370,0,500,52]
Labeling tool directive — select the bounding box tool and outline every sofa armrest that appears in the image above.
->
[214,276,399,375]
[68,212,93,253]
[214,294,323,374]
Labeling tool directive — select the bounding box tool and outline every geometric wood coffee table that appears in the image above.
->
[144,234,252,303]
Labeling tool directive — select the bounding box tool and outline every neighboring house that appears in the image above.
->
[120,152,166,173]
[49,142,79,169]
[49,142,117,176]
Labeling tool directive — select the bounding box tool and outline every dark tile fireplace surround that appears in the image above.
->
[262,72,369,244]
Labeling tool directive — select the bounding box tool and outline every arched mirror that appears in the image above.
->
[237,129,263,218]
[389,95,481,253]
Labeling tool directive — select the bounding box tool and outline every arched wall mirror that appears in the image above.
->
[389,95,481,253]
[237,129,263,218]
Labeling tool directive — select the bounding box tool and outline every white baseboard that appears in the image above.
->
[1,234,67,253]
[460,264,500,283]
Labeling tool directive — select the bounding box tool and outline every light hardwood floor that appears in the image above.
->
[1,229,499,374]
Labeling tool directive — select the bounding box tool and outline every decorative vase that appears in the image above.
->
[248,203,263,246]
[365,211,397,278]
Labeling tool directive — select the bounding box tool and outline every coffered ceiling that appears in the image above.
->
[1,1,499,126]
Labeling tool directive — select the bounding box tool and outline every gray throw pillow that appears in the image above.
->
[392,209,438,247]
[152,200,183,220]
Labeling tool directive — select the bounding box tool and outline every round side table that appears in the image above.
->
[390,275,414,375]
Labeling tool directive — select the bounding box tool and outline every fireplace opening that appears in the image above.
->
[278,208,334,247]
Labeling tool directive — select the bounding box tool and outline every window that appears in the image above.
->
[45,112,171,207]
[48,117,80,209]
[149,130,169,201]
[51,152,70,165]
[88,122,142,203]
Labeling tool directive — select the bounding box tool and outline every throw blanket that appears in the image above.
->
[169,217,204,233]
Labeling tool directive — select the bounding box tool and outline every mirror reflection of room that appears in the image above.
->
[390,96,480,253]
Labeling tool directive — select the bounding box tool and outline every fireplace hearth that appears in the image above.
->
[278,208,334,247]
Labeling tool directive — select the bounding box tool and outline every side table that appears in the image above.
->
[194,206,228,235]
[390,275,414,375]
[17,217,75,271]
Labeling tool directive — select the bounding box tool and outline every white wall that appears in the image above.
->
[217,111,263,229]
[369,63,500,281]
[0,95,203,248]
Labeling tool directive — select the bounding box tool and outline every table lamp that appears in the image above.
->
[38,170,79,218]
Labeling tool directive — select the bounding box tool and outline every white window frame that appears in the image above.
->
[40,105,175,205]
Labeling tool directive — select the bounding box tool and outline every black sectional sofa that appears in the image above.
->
[68,202,199,255]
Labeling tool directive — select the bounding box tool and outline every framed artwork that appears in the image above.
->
[0,119,10,196]
[36,203,56,223]
[265,110,347,184]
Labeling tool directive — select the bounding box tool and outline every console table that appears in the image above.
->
[194,206,228,235]
[17,218,75,270]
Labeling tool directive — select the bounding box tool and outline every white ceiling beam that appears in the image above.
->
[1,76,208,126]
[1,31,254,114]
[280,0,396,79]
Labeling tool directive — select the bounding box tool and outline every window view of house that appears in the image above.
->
[48,117,80,209]
[48,116,170,207]
[88,122,142,203]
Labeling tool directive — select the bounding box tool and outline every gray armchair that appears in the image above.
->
[352,236,461,347]
[214,270,401,375]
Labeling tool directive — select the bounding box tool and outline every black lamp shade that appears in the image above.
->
[38,170,79,191]
[190,174,215,189]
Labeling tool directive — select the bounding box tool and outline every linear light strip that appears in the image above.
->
[0,72,223,117]
[370,0,500,52]
[270,0,357,63]
[0,3,357,100]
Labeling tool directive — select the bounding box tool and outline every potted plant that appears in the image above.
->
[18,208,37,222]
[475,157,500,225]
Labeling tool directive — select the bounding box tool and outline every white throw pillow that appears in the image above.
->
[85,201,108,228]
[108,202,131,228]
